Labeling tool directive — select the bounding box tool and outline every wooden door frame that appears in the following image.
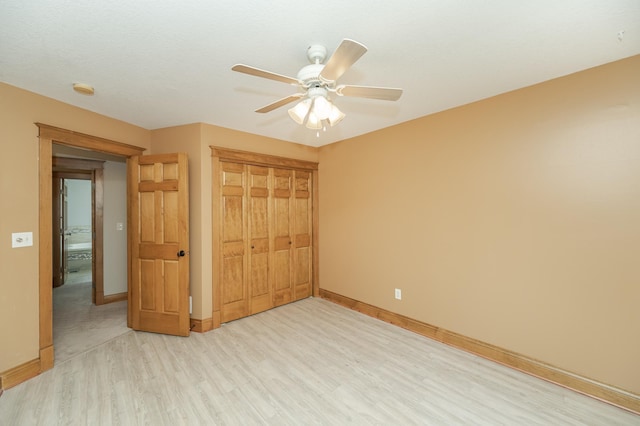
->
[37,123,145,371]
[52,158,105,304]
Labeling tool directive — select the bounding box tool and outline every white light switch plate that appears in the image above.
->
[12,232,33,248]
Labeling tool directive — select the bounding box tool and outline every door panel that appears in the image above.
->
[293,171,312,300]
[52,178,64,287]
[129,153,190,336]
[220,162,247,323]
[223,254,244,302]
[248,165,272,315]
[272,168,293,306]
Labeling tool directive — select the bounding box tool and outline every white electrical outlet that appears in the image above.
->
[394,288,402,300]
[12,232,33,248]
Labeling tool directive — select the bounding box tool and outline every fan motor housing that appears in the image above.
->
[297,63,327,88]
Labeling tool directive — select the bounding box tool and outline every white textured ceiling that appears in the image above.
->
[1,1,639,147]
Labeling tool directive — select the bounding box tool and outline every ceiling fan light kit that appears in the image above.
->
[312,95,332,120]
[288,98,311,125]
[232,38,403,133]
[305,110,322,130]
[327,105,346,126]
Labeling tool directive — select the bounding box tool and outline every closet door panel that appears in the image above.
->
[248,166,272,314]
[220,162,248,323]
[273,241,291,296]
[272,168,294,306]
[293,171,312,300]
[222,242,245,302]
[295,246,311,294]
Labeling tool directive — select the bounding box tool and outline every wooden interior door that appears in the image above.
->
[273,168,293,307]
[52,178,71,287]
[52,178,64,287]
[129,153,190,336]
[248,165,273,315]
[293,170,312,300]
[62,181,69,285]
[220,161,248,323]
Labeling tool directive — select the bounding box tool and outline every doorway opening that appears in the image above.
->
[38,123,145,371]
[51,154,132,362]
[52,156,103,300]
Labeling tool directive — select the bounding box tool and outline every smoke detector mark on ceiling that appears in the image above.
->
[73,83,95,95]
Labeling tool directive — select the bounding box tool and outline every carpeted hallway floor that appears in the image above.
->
[53,267,129,363]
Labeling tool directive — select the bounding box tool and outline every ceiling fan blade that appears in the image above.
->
[232,64,300,86]
[319,39,367,83]
[336,85,403,101]
[255,94,304,113]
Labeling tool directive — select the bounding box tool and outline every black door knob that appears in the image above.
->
[177,250,186,257]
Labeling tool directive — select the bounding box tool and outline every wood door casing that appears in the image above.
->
[130,153,190,336]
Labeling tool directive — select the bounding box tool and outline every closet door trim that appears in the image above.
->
[210,147,318,171]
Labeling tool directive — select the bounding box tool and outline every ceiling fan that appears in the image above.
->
[232,39,403,131]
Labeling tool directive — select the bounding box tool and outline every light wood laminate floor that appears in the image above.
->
[1,298,638,425]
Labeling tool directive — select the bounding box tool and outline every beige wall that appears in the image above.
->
[318,55,640,394]
[0,83,150,371]
[151,123,318,320]
[103,161,128,296]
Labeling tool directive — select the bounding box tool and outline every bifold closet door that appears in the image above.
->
[213,148,317,327]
